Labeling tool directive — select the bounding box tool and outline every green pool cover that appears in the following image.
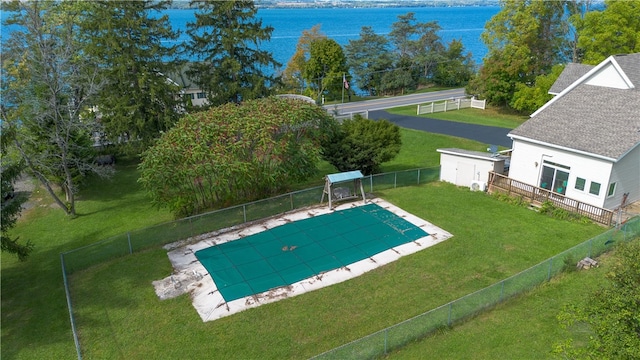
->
[195,203,428,302]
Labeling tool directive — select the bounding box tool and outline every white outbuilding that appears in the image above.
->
[437,148,508,191]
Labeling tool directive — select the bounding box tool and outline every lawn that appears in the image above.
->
[66,183,604,359]
[387,267,609,359]
[1,111,607,359]
[386,105,529,129]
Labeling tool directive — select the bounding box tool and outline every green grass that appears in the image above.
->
[386,257,610,359]
[387,105,529,129]
[1,124,607,359]
[65,183,603,359]
[1,158,173,360]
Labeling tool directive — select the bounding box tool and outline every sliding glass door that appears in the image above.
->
[539,161,570,195]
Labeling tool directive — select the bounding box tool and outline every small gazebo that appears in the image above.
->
[321,170,366,210]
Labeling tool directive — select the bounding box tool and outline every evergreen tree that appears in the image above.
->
[345,26,393,96]
[185,0,281,106]
[79,0,182,152]
[433,39,475,87]
[0,123,32,260]
[321,116,401,176]
[387,13,445,90]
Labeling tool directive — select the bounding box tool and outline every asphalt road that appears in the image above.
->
[323,89,513,148]
[369,110,513,148]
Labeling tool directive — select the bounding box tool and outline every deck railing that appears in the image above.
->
[487,172,614,226]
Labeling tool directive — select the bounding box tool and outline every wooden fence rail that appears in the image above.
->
[488,172,614,226]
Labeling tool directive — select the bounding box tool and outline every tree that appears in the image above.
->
[380,57,417,96]
[138,97,336,217]
[2,0,110,216]
[303,38,348,102]
[510,64,564,113]
[79,0,182,152]
[0,123,33,260]
[472,0,571,106]
[433,39,475,87]
[186,0,281,106]
[344,26,393,96]
[388,13,445,86]
[555,240,640,359]
[281,24,326,94]
[574,0,640,64]
[321,116,402,176]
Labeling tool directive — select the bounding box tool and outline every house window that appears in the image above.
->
[575,177,586,191]
[607,182,616,197]
[188,93,195,100]
[540,161,570,195]
[589,181,601,195]
[197,92,206,99]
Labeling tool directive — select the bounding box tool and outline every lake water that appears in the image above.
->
[166,6,500,69]
[1,6,500,70]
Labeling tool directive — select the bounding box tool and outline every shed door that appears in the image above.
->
[456,162,476,187]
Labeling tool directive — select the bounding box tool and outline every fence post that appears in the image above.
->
[417,105,420,115]
[500,280,504,302]
[448,302,452,326]
[547,258,553,281]
[384,328,388,354]
[394,173,397,188]
[417,169,421,185]
[431,102,434,113]
[127,232,132,254]
[243,204,247,223]
[370,175,373,193]
[61,253,83,360]
[290,193,294,211]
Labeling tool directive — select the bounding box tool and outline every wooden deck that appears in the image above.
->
[487,172,614,226]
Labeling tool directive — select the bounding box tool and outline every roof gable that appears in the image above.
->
[532,54,638,117]
[549,63,594,95]
[509,84,640,161]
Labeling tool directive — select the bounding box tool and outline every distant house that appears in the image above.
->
[169,64,209,107]
[507,53,640,211]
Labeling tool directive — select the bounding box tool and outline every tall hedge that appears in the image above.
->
[139,97,335,216]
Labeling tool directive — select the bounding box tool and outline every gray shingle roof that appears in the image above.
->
[509,84,640,160]
[549,63,594,94]
[614,53,640,90]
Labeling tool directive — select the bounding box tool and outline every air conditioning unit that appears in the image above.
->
[470,180,486,192]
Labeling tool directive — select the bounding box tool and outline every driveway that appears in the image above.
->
[369,110,513,148]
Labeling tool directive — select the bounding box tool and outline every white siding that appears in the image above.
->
[585,63,633,89]
[604,145,640,209]
[509,139,614,208]
[439,152,503,188]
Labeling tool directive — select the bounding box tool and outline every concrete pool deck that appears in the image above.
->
[152,198,453,322]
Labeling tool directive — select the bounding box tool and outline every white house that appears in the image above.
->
[507,53,640,211]
[169,64,209,107]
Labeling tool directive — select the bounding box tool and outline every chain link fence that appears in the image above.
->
[309,216,640,360]
[61,167,439,274]
[60,166,639,360]
[61,167,440,359]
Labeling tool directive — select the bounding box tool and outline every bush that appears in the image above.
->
[321,115,401,175]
